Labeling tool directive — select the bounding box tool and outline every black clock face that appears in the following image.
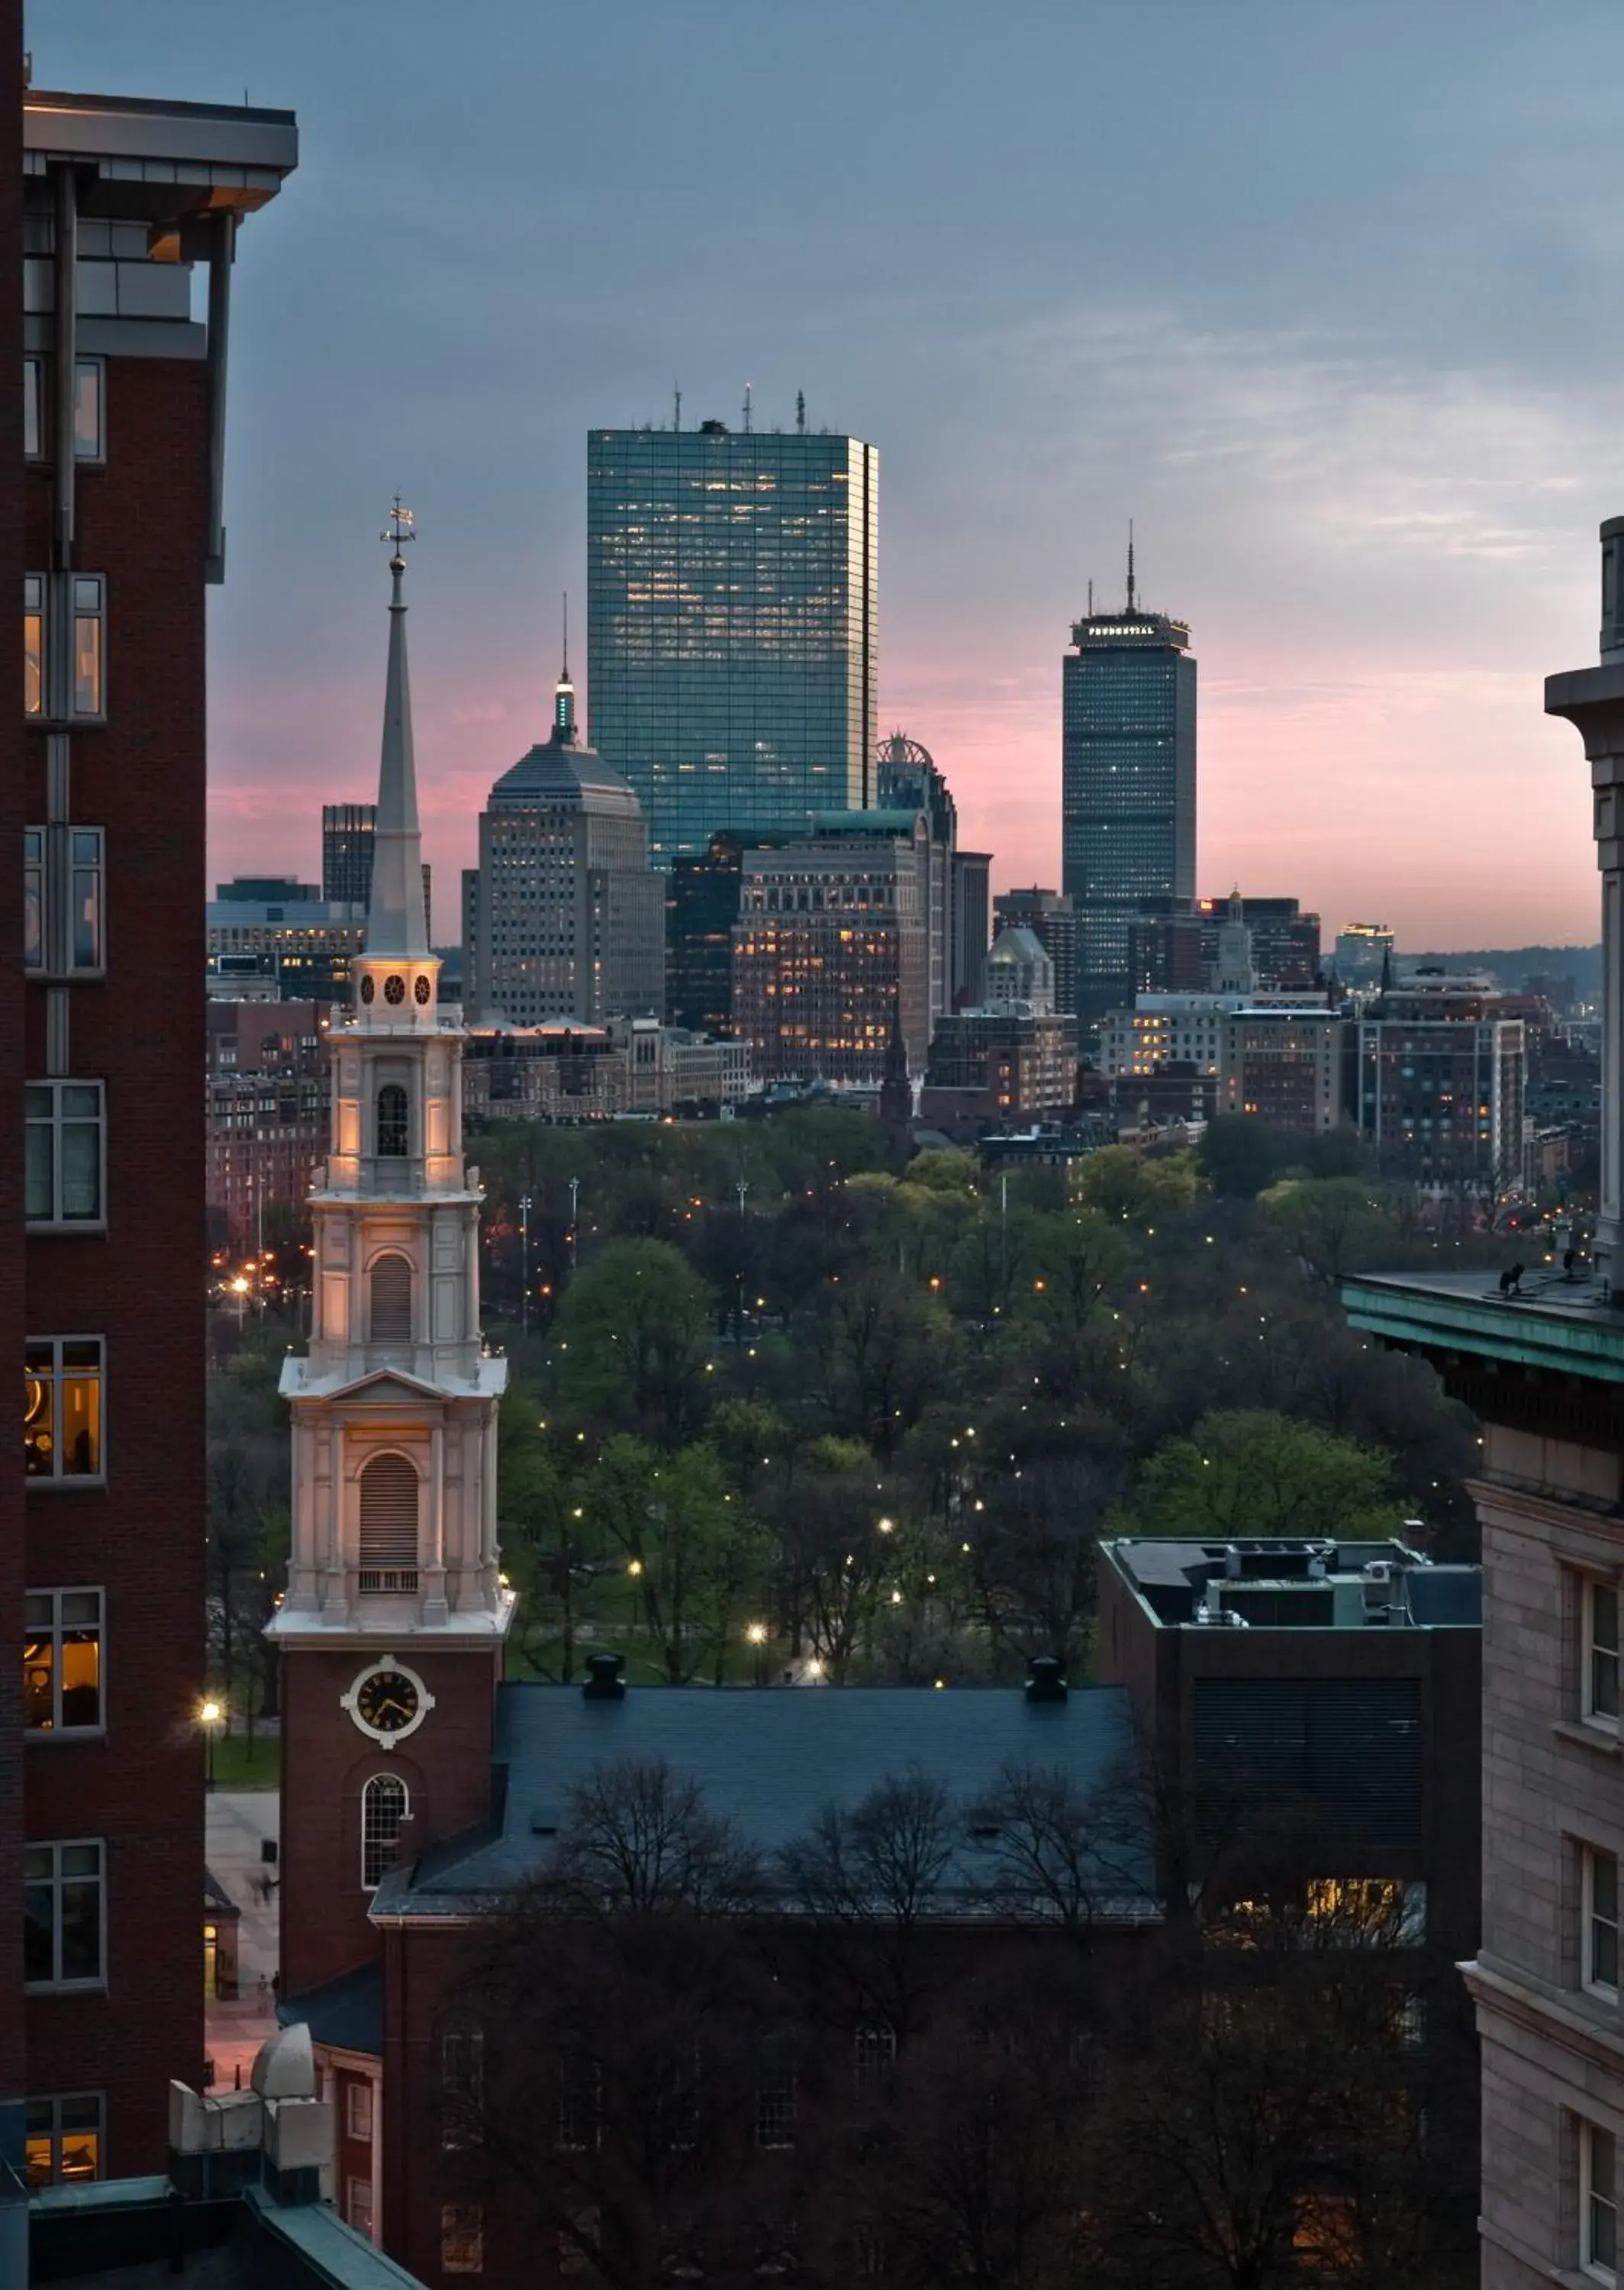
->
[356,1668,420,1734]
[384,974,407,1005]
[360,974,376,1004]
[414,975,431,1005]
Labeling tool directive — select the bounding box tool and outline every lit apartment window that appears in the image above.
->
[69,828,104,968]
[24,1839,105,1990]
[25,2094,102,2185]
[361,1772,408,1891]
[1586,2121,1619,2282]
[24,1337,104,1482]
[24,575,42,715]
[24,575,106,720]
[1587,1848,1620,2000]
[25,1081,104,1227]
[441,2204,484,2275]
[1586,1582,1619,1728]
[24,1588,103,1732]
[344,2080,373,2143]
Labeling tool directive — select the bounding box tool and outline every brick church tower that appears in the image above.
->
[270,509,512,2008]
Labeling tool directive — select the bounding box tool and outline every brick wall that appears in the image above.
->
[23,350,211,2172]
[280,1645,499,1998]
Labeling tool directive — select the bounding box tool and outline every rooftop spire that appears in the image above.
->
[553,591,577,744]
[1126,519,1136,612]
[366,498,430,960]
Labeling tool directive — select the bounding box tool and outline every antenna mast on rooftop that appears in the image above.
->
[1126,521,1136,612]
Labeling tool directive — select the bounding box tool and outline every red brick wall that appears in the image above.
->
[23,350,211,2172]
[280,1646,499,1998]
[0,2,28,2156]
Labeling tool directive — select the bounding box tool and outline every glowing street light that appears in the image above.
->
[745,1620,768,1686]
[199,1697,225,1791]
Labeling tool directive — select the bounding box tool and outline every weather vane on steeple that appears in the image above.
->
[380,494,416,570]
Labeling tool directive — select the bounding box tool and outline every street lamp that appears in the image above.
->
[745,1620,768,1686]
[519,1194,532,1336]
[230,1276,250,1328]
[200,1698,224,1791]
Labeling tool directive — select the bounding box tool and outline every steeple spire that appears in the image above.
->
[553,590,576,743]
[366,498,430,960]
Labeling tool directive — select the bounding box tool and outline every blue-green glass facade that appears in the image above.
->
[587,426,878,863]
[1061,605,1197,1012]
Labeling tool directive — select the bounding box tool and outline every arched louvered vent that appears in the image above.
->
[370,1253,413,1342]
[358,1452,418,1589]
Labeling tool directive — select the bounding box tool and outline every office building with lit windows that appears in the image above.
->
[587,421,878,863]
[730,814,931,1086]
[11,65,295,2227]
[1062,573,1196,1022]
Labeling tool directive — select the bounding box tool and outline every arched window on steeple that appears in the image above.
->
[362,1772,408,1890]
[358,1452,418,1589]
[369,1253,412,1342]
[376,1083,408,1157]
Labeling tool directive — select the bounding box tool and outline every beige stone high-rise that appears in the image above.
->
[1345,518,1624,2290]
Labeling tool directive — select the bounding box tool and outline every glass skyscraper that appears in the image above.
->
[1061,585,1196,1018]
[587,422,878,863]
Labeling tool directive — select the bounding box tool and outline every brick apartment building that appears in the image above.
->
[1096,1535,1482,1962]
[206,1000,330,1250]
[10,60,294,2219]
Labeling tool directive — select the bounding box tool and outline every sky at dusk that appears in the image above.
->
[33,0,1624,948]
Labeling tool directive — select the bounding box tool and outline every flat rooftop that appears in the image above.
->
[1342,1267,1624,1385]
[1103,1536,1481,1630]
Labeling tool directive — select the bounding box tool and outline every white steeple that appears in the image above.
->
[366,498,430,962]
[271,513,511,1644]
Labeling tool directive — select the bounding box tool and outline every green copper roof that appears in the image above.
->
[1342,1269,1624,1384]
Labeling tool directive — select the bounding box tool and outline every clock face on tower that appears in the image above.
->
[340,1658,434,1747]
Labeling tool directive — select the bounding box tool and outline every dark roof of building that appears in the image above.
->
[277,1960,382,2058]
[30,2177,420,2288]
[203,1867,239,1920]
[488,735,640,809]
[370,1679,1153,1920]
[1103,1537,1482,1630]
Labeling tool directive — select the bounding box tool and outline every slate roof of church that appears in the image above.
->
[368,1678,1155,1922]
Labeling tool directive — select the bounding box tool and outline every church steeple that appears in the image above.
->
[366,499,430,963]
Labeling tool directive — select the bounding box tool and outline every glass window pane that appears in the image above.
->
[59,1370,100,1477]
[73,608,101,716]
[24,1115,53,1222]
[59,1876,99,1980]
[72,867,101,969]
[24,601,43,717]
[23,358,40,458]
[1597,1587,1619,1656]
[60,1628,99,1727]
[24,1358,54,1477]
[24,1633,54,1727]
[72,361,101,460]
[24,1884,53,1982]
[60,1118,99,1221]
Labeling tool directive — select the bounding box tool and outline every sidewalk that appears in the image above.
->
[205,1786,281,2092]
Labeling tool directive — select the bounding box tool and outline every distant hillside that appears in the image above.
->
[1408,945,1600,997]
